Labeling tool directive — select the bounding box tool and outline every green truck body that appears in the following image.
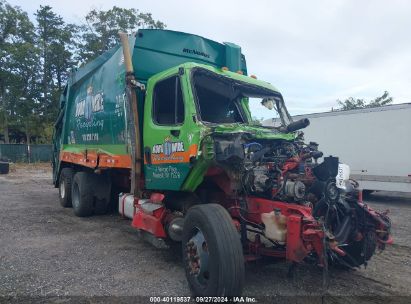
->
[53,29,292,191]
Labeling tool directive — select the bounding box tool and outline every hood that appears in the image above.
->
[208,123,297,141]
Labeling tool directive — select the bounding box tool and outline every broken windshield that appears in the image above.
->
[192,68,291,127]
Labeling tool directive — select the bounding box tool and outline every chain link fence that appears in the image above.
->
[0,144,52,163]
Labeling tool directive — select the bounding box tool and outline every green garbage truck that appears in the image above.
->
[52,29,392,296]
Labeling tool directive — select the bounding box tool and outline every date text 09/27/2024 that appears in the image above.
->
[149,296,257,303]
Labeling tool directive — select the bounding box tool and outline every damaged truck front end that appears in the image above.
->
[123,63,392,296]
[179,65,392,288]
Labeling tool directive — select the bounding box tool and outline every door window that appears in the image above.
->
[152,76,184,125]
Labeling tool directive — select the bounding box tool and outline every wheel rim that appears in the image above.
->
[185,227,210,286]
[60,179,65,199]
[72,182,80,209]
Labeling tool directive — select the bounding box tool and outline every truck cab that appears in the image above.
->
[143,62,294,192]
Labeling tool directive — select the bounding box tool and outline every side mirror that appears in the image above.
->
[286,118,310,132]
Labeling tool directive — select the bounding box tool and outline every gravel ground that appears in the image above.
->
[0,164,410,303]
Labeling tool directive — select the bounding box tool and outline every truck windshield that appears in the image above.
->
[246,96,292,127]
[192,68,291,127]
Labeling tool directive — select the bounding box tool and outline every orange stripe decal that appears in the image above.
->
[60,151,131,169]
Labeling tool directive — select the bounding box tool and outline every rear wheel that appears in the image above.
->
[72,172,94,217]
[182,204,244,297]
[59,168,74,207]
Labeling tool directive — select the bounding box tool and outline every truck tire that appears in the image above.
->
[59,168,74,207]
[182,204,244,297]
[92,174,112,215]
[71,172,94,217]
[0,161,9,174]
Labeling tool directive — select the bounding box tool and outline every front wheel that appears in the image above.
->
[182,204,244,297]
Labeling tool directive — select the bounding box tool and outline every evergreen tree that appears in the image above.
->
[0,0,38,143]
[35,5,77,127]
[0,2,166,143]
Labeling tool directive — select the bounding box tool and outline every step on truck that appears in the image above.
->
[52,29,393,296]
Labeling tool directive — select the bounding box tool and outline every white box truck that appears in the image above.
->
[263,103,411,193]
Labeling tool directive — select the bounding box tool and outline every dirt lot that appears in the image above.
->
[1,164,410,303]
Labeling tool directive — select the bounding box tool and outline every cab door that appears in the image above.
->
[143,68,198,190]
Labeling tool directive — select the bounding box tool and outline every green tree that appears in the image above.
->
[1,2,166,144]
[4,42,41,144]
[35,5,77,126]
[334,91,393,111]
[78,6,165,62]
[0,0,39,143]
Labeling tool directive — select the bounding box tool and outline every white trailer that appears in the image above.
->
[263,103,411,193]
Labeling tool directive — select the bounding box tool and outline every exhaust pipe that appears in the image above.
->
[119,32,142,196]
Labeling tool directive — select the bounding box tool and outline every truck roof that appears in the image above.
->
[152,62,282,95]
[133,29,247,81]
[69,29,248,87]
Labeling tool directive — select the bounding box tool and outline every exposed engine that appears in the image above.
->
[212,131,392,268]
[214,133,324,203]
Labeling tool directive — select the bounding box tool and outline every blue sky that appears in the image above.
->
[11,0,411,117]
